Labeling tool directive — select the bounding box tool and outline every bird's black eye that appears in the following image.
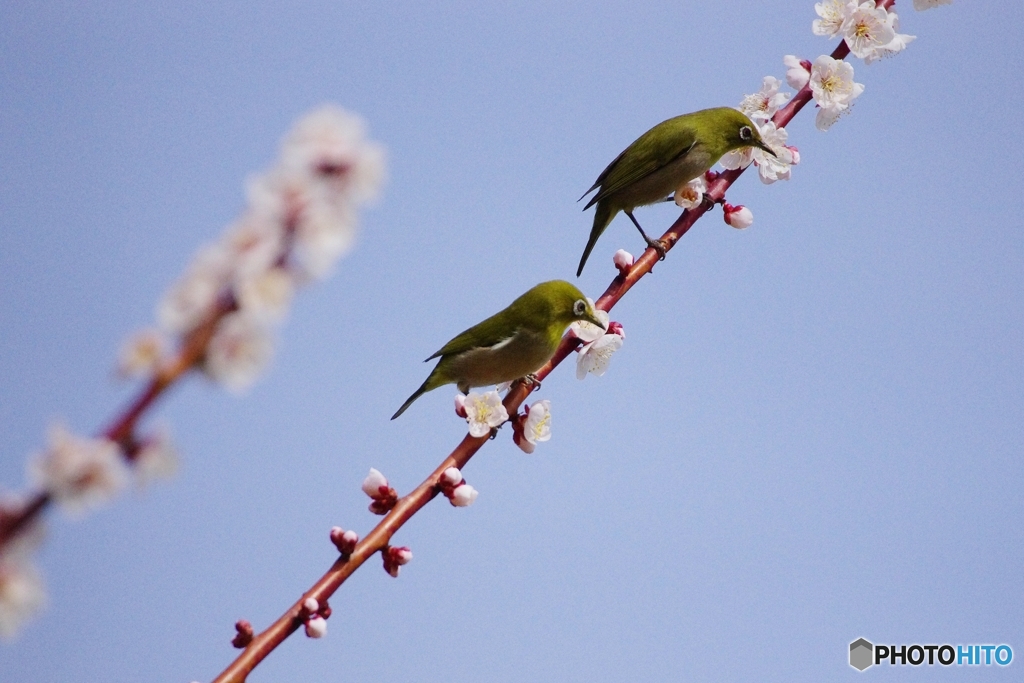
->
[573,299,587,316]
[739,125,753,141]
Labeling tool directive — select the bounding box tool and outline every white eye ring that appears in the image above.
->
[573,299,586,316]
[739,126,753,141]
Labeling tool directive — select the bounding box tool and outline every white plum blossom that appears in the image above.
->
[673,175,707,210]
[841,2,896,59]
[719,144,754,172]
[784,55,811,90]
[913,0,952,9]
[576,331,624,380]
[236,267,295,322]
[569,298,609,343]
[720,120,794,184]
[809,56,865,131]
[864,12,916,64]
[133,426,179,487]
[0,557,46,639]
[450,484,479,507]
[463,390,509,437]
[751,122,795,185]
[202,313,274,393]
[27,425,129,516]
[516,400,552,454]
[813,0,853,38]
[223,212,284,280]
[117,328,166,378]
[738,76,790,123]
[157,244,232,334]
[280,105,387,205]
[724,204,754,230]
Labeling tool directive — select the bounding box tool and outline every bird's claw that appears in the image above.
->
[519,374,542,392]
[645,237,667,261]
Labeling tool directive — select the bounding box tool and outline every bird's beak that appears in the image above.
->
[584,311,607,331]
[753,139,777,158]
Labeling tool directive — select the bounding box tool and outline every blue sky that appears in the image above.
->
[1,1,1021,681]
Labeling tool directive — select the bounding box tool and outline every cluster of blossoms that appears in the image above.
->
[570,297,625,380]
[669,0,952,233]
[0,105,385,639]
[131,104,385,392]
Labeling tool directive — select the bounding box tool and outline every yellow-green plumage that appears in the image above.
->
[577,107,776,276]
[391,280,604,420]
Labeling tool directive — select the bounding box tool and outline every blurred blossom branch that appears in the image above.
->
[209,1,940,679]
[0,105,385,637]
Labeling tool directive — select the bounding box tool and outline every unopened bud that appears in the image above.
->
[607,321,625,338]
[783,55,811,90]
[382,544,413,577]
[450,484,479,507]
[440,467,463,487]
[305,615,328,639]
[302,597,319,615]
[361,468,389,498]
[723,203,754,230]
[232,620,254,648]
[454,393,468,418]
[330,526,359,554]
[612,249,634,274]
[786,146,800,165]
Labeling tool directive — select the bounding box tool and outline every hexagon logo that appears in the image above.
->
[850,638,874,671]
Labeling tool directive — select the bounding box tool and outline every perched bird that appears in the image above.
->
[391,280,605,419]
[577,107,776,276]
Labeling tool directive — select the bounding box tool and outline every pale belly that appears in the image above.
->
[445,328,556,391]
[612,146,715,211]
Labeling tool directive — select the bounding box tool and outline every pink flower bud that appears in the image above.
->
[723,203,754,230]
[612,249,634,274]
[302,597,319,615]
[783,55,811,90]
[450,484,479,507]
[454,393,467,418]
[786,146,800,165]
[383,545,413,577]
[607,321,625,338]
[232,620,254,648]
[361,468,388,498]
[440,467,463,487]
[704,169,720,182]
[330,526,359,554]
[305,615,328,638]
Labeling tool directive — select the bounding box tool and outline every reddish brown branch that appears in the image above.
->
[0,295,238,550]
[205,15,899,676]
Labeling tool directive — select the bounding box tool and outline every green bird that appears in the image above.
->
[577,107,776,276]
[391,280,605,420]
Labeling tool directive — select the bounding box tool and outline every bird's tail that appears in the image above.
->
[391,363,454,420]
[577,201,615,277]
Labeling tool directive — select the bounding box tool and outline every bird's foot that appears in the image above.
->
[519,374,542,392]
[644,235,667,261]
[701,194,722,212]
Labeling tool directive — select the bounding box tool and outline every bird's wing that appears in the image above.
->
[425,311,522,361]
[583,121,697,210]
